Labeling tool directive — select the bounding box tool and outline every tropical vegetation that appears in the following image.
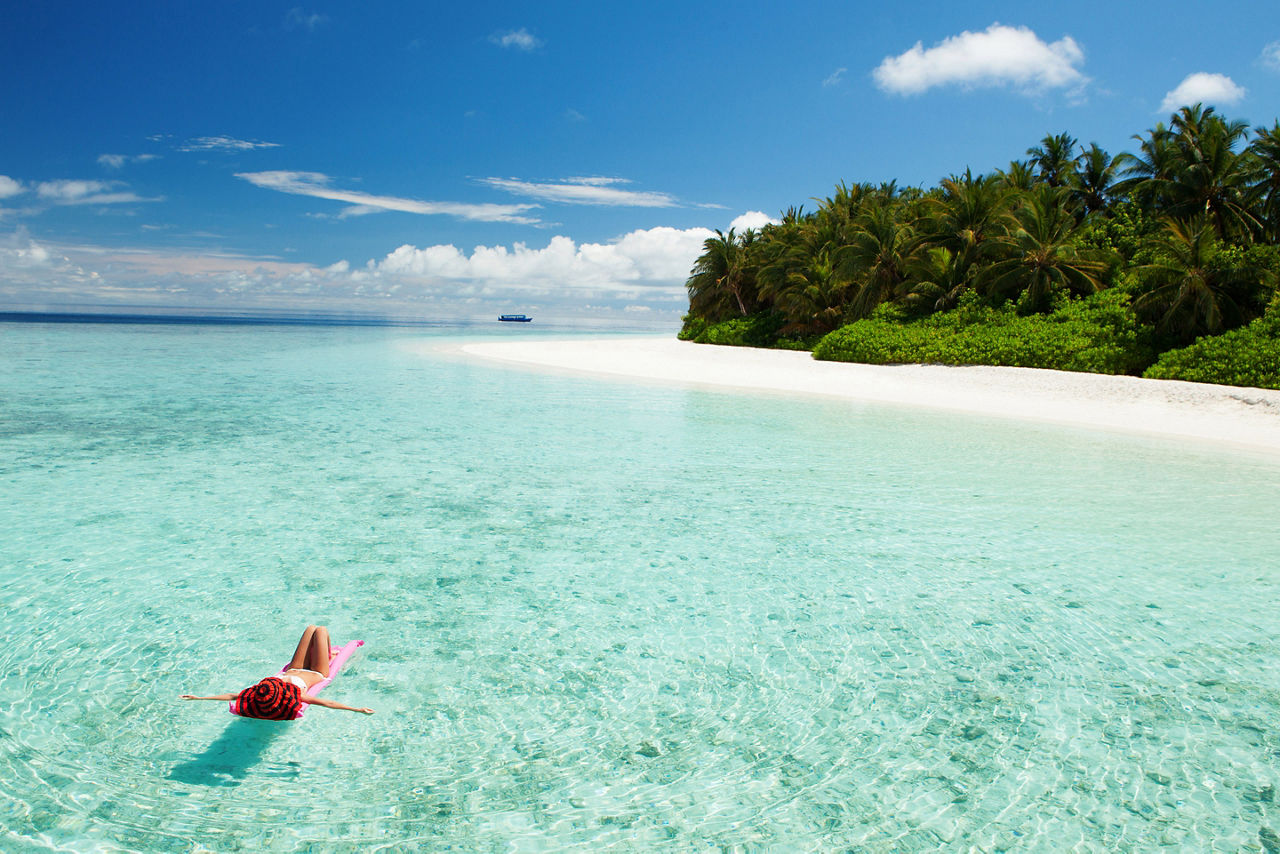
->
[680,106,1280,390]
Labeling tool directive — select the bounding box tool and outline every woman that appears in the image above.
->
[181,625,374,717]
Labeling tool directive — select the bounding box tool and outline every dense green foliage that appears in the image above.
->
[678,312,817,350]
[681,106,1280,389]
[1143,311,1280,388]
[812,291,1154,374]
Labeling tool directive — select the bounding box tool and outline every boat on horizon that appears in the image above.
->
[498,314,533,323]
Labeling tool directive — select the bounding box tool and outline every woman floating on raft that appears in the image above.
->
[181,625,374,717]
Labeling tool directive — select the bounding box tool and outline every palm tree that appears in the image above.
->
[1118,106,1259,241]
[840,203,920,319]
[1073,143,1120,217]
[813,181,873,232]
[1250,121,1280,242]
[1166,105,1258,241]
[1133,217,1255,340]
[1114,121,1177,208]
[905,246,967,313]
[979,185,1111,312]
[920,169,1012,305]
[769,244,851,334]
[996,159,1037,192]
[1027,132,1080,188]
[686,228,758,320]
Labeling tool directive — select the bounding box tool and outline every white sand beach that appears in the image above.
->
[446,336,1280,453]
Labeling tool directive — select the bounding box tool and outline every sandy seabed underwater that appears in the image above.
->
[3,321,1280,851]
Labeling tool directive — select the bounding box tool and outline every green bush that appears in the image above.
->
[684,312,785,347]
[813,291,1154,375]
[677,315,707,341]
[1142,312,1280,389]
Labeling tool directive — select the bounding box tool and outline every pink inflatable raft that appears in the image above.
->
[229,639,364,720]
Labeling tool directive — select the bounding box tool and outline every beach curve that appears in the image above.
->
[438,335,1280,454]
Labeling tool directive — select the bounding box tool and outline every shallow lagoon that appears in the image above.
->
[3,322,1280,851]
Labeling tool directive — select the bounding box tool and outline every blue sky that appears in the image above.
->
[2,1,1278,323]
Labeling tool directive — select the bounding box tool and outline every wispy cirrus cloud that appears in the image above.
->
[284,7,328,32]
[479,176,680,207]
[236,170,541,223]
[97,153,160,169]
[823,67,847,87]
[179,135,281,153]
[874,24,1086,96]
[1159,72,1246,112]
[1262,41,1280,72]
[36,179,159,206]
[490,28,542,51]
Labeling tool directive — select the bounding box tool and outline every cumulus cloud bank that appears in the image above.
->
[1159,72,1246,113]
[0,217,776,317]
[874,24,1085,96]
[372,224,714,295]
[237,171,541,223]
[0,176,24,199]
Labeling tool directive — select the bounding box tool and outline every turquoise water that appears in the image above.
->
[3,322,1280,852]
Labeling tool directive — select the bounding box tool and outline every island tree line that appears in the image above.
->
[680,105,1280,390]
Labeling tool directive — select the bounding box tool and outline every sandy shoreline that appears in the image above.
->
[438,336,1280,454]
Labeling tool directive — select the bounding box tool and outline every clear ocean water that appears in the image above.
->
[3,321,1280,852]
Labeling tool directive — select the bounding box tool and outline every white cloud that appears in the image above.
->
[0,213,763,317]
[873,24,1086,96]
[237,170,541,223]
[730,211,778,231]
[479,176,680,207]
[37,180,114,201]
[98,153,159,169]
[34,179,157,206]
[284,8,328,31]
[491,28,542,50]
[179,136,281,153]
[0,230,52,268]
[1263,42,1280,71]
[823,67,847,87]
[371,223,715,294]
[1159,72,1247,112]
[0,176,23,199]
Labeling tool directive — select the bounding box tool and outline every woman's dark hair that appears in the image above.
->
[236,677,302,720]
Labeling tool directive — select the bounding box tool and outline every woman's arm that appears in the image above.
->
[180,693,238,701]
[301,694,374,714]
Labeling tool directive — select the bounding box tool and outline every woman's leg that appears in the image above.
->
[304,625,332,677]
[288,625,318,670]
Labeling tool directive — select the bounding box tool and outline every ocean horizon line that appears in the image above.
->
[0,308,679,332]
[0,308,485,329]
